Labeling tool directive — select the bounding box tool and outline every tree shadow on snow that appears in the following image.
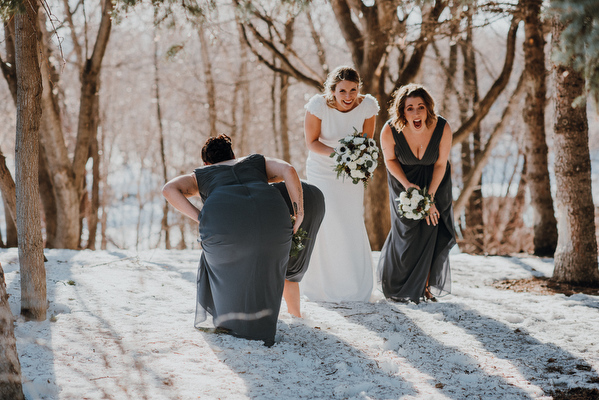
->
[321,301,545,400]
[199,317,419,399]
[416,301,599,395]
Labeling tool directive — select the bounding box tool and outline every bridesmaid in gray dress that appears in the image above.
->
[271,181,325,317]
[162,135,304,346]
[378,84,456,303]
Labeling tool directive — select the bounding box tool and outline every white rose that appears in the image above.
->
[359,144,367,150]
[398,192,409,203]
[351,169,365,179]
[347,161,358,170]
[345,135,354,142]
[350,153,359,161]
[354,137,365,144]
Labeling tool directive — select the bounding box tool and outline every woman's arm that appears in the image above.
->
[425,122,452,226]
[265,157,304,233]
[362,115,376,139]
[427,122,453,200]
[305,111,335,157]
[380,124,419,190]
[162,173,202,222]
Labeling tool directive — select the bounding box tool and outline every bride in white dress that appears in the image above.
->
[300,66,379,302]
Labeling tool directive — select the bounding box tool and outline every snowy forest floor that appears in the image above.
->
[2,248,599,400]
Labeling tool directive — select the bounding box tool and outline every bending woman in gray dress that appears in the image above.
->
[162,134,303,346]
[378,84,456,303]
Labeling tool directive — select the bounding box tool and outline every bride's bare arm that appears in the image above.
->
[264,158,304,233]
[162,173,202,221]
[305,111,335,157]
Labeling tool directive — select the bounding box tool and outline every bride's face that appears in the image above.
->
[334,80,359,111]
[404,96,427,131]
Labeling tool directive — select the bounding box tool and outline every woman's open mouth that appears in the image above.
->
[413,119,423,129]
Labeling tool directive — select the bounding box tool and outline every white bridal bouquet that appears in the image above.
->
[330,128,380,187]
[397,187,434,220]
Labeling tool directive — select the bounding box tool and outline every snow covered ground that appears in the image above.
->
[2,248,599,400]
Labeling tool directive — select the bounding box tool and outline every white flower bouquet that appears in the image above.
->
[396,187,434,220]
[330,128,380,187]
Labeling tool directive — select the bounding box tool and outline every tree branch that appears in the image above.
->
[452,14,521,146]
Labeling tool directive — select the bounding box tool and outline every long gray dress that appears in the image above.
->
[193,154,292,346]
[378,117,456,303]
[271,181,325,282]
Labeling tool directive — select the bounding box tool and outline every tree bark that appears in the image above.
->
[38,144,57,247]
[198,22,217,137]
[15,0,46,320]
[0,263,25,400]
[154,23,170,249]
[460,12,484,254]
[522,0,557,256]
[86,135,100,250]
[551,16,599,284]
[278,18,294,163]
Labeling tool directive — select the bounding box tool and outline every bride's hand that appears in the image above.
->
[405,182,420,190]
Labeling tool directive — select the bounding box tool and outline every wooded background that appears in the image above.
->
[0,0,598,264]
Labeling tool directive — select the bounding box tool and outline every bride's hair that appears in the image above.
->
[389,84,437,130]
[202,134,235,164]
[323,66,362,108]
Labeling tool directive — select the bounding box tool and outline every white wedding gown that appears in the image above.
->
[300,94,379,302]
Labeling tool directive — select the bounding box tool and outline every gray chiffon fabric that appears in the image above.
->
[378,117,456,303]
[193,154,292,346]
[271,181,325,282]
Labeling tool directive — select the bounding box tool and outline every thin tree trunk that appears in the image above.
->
[38,144,57,247]
[460,13,484,254]
[154,23,170,249]
[37,12,80,250]
[198,23,217,137]
[0,263,24,400]
[86,134,100,250]
[278,18,294,163]
[523,0,557,256]
[551,16,599,284]
[15,0,46,320]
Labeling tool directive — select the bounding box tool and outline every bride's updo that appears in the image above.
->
[202,134,236,165]
[323,66,362,108]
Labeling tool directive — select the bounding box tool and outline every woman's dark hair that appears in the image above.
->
[201,134,235,164]
[389,83,437,130]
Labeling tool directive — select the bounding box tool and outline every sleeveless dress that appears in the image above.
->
[193,154,292,346]
[377,117,456,303]
[271,181,326,282]
[300,94,379,302]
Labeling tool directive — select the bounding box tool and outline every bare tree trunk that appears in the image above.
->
[86,134,100,250]
[523,0,557,256]
[460,13,485,254]
[551,16,599,284]
[278,18,294,163]
[15,0,46,320]
[0,21,17,103]
[198,23,217,137]
[0,263,24,400]
[37,9,80,250]
[38,144,56,247]
[0,152,16,233]
[154,23,170,249]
